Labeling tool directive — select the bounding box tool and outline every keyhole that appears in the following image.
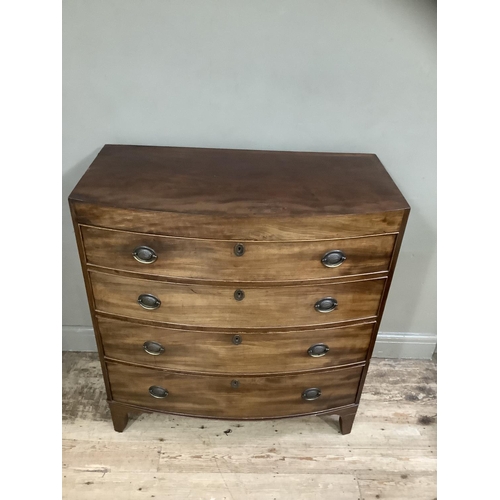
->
[234,289,245,301]
[234,243,245,256]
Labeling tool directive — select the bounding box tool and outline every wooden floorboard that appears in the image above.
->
[63,472,361,499]
[62,352,437,500]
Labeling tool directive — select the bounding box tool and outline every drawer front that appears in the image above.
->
[82,225,396,282]
[99,316,375,373]
[107,362,363,418]
[90,271,386,329]
[74,202,406,241]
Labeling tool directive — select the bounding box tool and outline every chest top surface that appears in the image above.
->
[69,145,409,217]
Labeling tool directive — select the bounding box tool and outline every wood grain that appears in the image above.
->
[68,203,113,400]
[98,316,375,374]
[69,145,410,217]
[355,208,410,405]
[106,362,363,419]
[63,354,437,445]
[62,353,436,500]
[68,145,410,438]
[63,472,361,500]
[108,402,130,432]
[358,474,437,500]
[63,440,161,472]
[73,201,406,240]
[90,270,386,329]
[82,225,396,283]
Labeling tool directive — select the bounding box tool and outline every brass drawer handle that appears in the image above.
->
[302,388,322,401]
[307,343,330,357]
[138,294,161,310]
[314,297,337,313]
[132,246,158,264]
[149,386,168,399]
[321,250,346,268]
[143,341,165,356]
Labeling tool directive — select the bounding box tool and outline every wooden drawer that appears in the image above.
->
[90,271,386,329]
[75,203,406,241]
[69,145,410,433]
[81,225,396,282]
[99,316,375,374]
[107,361,363,419]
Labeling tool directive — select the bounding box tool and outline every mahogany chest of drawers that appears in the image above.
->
[68,145,409,434]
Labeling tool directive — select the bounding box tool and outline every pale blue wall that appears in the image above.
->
[63,0,436,335]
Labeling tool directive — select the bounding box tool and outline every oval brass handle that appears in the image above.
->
[149,386,168,398]
[314,297,337,313]
[132,246,158,264]
[321,250,346,268]
[138,294,161,310]
[308,343,330,357]
[302,388,322,401]
[143,341,165,356]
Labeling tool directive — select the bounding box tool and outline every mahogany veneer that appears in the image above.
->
[69,144,409,434]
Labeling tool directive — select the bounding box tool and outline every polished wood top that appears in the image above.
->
[69,145,409,216]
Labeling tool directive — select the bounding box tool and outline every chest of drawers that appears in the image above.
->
[68,145,409,434]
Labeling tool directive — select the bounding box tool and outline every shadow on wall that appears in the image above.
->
[62,148,102,326]
[381,203,436,335]
[63,148,102,202]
